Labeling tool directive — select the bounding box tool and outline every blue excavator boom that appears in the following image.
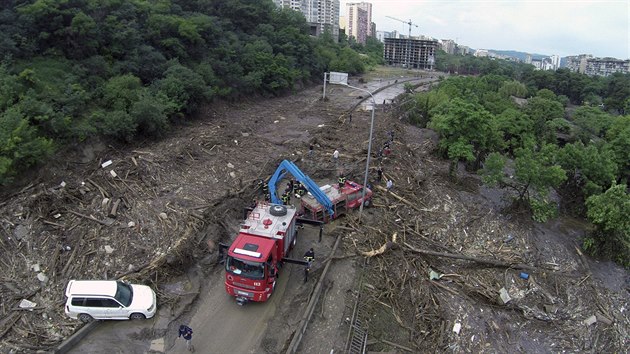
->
[268,160,335,217]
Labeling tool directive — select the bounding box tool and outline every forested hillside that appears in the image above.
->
[0,0,381,184]
[400,65,630,265]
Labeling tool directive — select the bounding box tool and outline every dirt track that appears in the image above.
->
[1,69,628,353]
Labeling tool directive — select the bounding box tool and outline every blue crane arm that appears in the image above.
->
[268,160,335,217]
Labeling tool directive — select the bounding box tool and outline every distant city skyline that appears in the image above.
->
[340,0,629,59]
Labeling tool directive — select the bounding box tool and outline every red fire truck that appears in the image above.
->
[224,202,309,305]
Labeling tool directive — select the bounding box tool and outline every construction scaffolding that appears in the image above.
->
[383,38,437,70]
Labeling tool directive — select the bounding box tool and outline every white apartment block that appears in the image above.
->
[376,30,393,43]
[440,39,457,54]
[474,49,489,57]
[345,2,372,44]
[550,55,560,70]
[274,0,340,41]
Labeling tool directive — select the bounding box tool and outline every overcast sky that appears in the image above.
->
[340,0,629,59]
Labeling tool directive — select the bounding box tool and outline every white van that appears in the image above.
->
[64,280,157,323]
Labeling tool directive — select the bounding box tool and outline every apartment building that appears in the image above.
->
[376,30,394,43]
[440,39,457,55]
[274,0,340,41]
[584,58,630,76]
[565,54,593,74]
[383,38,438,70]
[345,2,372,44]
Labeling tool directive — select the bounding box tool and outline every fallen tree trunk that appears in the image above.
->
[375,185,423,212]
[360,233,397,257]
[403,242,554,272]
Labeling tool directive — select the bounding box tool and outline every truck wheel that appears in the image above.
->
[363,199,371,207]
[79,314,93,323]
[270,205,287,216]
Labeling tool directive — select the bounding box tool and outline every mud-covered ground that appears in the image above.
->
[0,68,628,353]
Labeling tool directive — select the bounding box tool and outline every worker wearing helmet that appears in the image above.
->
[281,192,290,205]
[338,175,346,190]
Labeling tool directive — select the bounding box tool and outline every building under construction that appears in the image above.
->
[384,38,438,70]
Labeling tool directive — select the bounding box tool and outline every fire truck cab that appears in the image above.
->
[224,202,298,305]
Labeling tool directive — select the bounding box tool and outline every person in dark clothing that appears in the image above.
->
[308,144,314,157]
[259,180,269,195]
[304,248,315,262]
[281,193,290,205]
[377,166,383,182]
[303,248,315,283]
[179,324,194,352]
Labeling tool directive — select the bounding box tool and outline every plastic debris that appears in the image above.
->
[37,272,48,283]
[19,299,37,309]
[453,322,462,334]
[583,315,597,326]
[499,287,511,304]
[104,245,114,254]
[101,160,113,168]
[110,170,118,177]
[519,272,529,280]
[429,270,443,280]
[159,212,168,220]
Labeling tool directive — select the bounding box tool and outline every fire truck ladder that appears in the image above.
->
[268,160,335,217]
[345,289,369,354]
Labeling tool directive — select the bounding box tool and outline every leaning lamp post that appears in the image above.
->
[325,72,376,220]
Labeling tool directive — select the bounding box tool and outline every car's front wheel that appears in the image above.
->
[130,313,146,320]
[78,313,94,323]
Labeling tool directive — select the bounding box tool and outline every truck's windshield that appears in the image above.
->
[226,256,265,280]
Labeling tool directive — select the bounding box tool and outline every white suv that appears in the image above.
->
[64,280,157,323]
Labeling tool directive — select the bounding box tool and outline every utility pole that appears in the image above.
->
[386,16,419,69]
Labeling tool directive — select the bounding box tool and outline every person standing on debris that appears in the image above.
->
[281,192,290,205]
[260,180,269,196]
[348,113,352,123]
[386,179,393,192]
[179,324,194,352]
[308,144,314,157]
[303,248,315,283]
[333,149,339,162]
[377,166,383,182]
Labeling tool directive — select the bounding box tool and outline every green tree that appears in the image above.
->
[604,115,630,179]
[498,80,528,98]
[571,106,614,141]
[155,63,208,115]
[556,142,618,197]
[584,182,630,265]
[0,108,53,184]
[481,145,567,221]
[522,96,564,143]
[429,98,502,176]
